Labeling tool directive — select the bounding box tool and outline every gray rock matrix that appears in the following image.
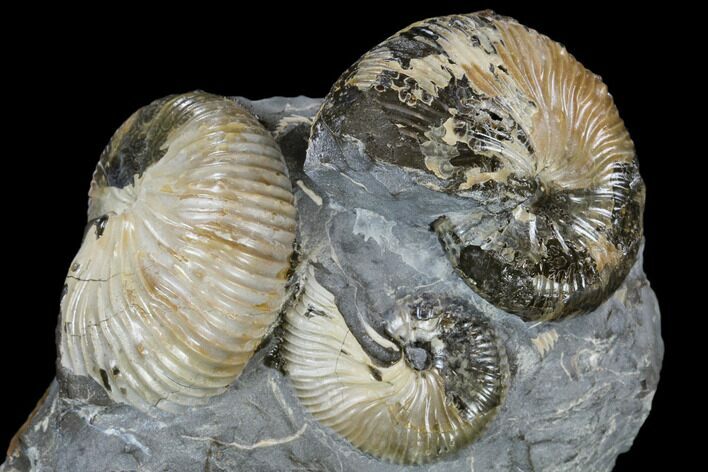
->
[2,97,662,472]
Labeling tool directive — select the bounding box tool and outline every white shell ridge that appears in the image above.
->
[59,92,296,411]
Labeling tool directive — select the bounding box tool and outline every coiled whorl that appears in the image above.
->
[315,12,644,320]
[60,92,296,411]
[283,269,507,464]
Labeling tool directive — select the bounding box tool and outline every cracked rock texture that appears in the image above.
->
[2,97,662,472]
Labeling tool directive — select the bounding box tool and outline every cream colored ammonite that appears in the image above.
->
[314,11,645,320]
[282,268,508,464]
[59,92,296,411]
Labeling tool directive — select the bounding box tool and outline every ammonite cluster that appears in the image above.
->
[57,10,644,466]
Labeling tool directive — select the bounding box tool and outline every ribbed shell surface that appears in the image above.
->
[59,92,296,411]
[283,270,506,464]
[315,12,644,320]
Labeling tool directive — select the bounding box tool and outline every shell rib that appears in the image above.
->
[59,92,296,411]
[283,269,507,464]
[315,11,644,320]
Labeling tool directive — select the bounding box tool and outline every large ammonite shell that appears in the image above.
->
[314,11,645,320]
[283,268,507,464]
[59,92,296,411]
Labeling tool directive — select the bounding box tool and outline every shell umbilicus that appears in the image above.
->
[314,11,644,320]
[60,92,296,411]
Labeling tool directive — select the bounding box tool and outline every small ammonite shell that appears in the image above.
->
[283,268,507,464]
[314,11,645,320]
[59,92,296,411]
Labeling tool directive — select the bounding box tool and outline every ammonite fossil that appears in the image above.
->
[283,268,507,464]
[60,92,296,411]
[313,11,645,320]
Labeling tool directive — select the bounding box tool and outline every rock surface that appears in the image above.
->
[2,97,662,472]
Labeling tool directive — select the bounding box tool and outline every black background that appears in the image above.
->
[4,2,692,470]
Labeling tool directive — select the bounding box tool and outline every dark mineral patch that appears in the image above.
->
[92,92,220,190]
[94,215,108,239]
